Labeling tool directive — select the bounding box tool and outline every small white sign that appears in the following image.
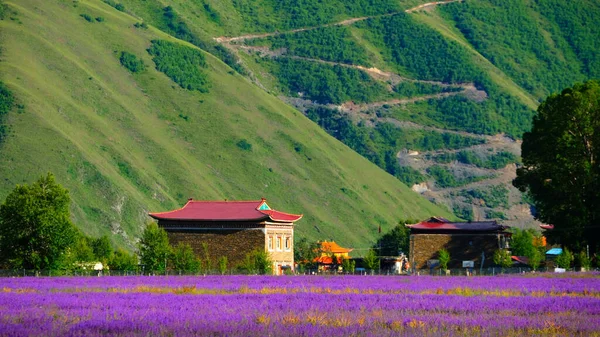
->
[462,261,474,268]
[554,268,566,273]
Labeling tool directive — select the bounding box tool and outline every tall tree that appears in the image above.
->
[138,222,172,273]
[363,248,380,272]
[170,242,200,272]
[91,235,113,262]
[108,248,138,271]
[514,80,600,251]
[294,237,319,271]
[0,173,77,270]
[374,220,414,257]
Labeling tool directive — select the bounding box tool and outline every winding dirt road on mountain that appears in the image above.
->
[215,0,462,43]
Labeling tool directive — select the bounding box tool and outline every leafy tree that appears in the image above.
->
[510,229,537,257]
[363,249,380,273]
[576,250,591,270]
[341,258,355,273]
[438,249,450,270]
[294,237,319,271]
[528,249,543,271]
[71,236,95,263]
[218,256,228,275]
[91,235,112,262]
[374,221,413,257]
[200,242,211,272]
[138,222,171,273]
[108,248,138,271]
[493,249,513,269]
[0,173,77,270]
[239,249,273,275]
[514,80,600,251]
[170,242,200,273]
[555,248,573,269]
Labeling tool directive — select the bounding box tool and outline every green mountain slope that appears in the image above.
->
[0,0,453,250]
[144,0,596,228]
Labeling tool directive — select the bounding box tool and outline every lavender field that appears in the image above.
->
[1,274,599,336]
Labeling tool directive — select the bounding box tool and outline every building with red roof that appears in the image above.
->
[149,198,302,275]
[314,241,353,270]
[407,218,510,269]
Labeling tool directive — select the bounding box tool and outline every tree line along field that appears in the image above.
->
[1,274,599,336]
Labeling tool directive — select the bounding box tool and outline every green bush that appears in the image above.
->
[232,0,400,31]
[576,251,591,270]
[395,166,425,186]
[108,249,138,271]
[427,166,488,188]
[0,81,14,143]
[239,249,273,274]
[119,51,146,73]
[80,13,93,22]
[236,139,252,151]
[147,40,210,92]
[170,243,201,272]
[438,249,450,270]
[267,58,389,104]
[485,210,507,220]
[102,0,124,12]
[218,256,228,275]
[555,248,573,269]
[493,249,513,269]
[159,6,246,75]
[459,185,509,209]
[249,26,370,66]
[452,205,474,222]
[393,81,461,98]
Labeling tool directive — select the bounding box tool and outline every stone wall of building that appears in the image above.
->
[167,229,265,269]
[410,234,502,269]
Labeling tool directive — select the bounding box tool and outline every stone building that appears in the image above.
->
[407,217,510,269]
[149,198,302,275]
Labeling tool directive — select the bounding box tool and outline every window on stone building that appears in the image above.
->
[284,236,291,251]
[268,236,273,251]
[277,236,281,251]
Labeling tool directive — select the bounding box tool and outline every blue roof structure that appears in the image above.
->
[546,248,563,255]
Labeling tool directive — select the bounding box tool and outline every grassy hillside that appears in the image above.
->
[174,0,597,228]
[0,0,453,251]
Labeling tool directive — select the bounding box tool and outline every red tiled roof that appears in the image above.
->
[149,199,302,222]
[511,256,530,265]
[406,221,508,231]
[314,256,343,265]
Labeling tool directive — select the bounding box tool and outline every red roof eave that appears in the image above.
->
[260,209,303,222]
